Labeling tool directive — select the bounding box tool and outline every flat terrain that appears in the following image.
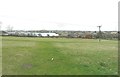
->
[0,36,2,76]
[2,36,118,75]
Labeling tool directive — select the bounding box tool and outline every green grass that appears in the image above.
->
[0,36,2,76]
[2,36,118,75]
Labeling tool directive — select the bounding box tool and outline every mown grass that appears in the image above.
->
[2,36,118,75]
[0,36,2,76]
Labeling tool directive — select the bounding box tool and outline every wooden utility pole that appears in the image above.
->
[97,25,102,42]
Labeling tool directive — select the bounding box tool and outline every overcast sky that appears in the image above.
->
[0,0,119,31]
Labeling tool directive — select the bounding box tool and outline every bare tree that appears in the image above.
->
[6,25,13,31]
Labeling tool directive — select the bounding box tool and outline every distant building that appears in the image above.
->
[40,33,59,37]
[6,31,59,37]
[110,32,118,34]
[0,31,8,36]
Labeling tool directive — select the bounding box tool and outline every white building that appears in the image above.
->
[40,33,59,37]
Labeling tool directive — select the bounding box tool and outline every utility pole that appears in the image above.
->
[97,25,102,42]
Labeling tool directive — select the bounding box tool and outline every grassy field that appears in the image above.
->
[0,36,2,76]
[2,36,118,75]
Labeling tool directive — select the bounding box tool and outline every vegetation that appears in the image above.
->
[0,36,2,76]
[1,30,119,40]
[2,36,118,75]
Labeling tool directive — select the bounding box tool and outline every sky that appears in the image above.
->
[0,0,119,31]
